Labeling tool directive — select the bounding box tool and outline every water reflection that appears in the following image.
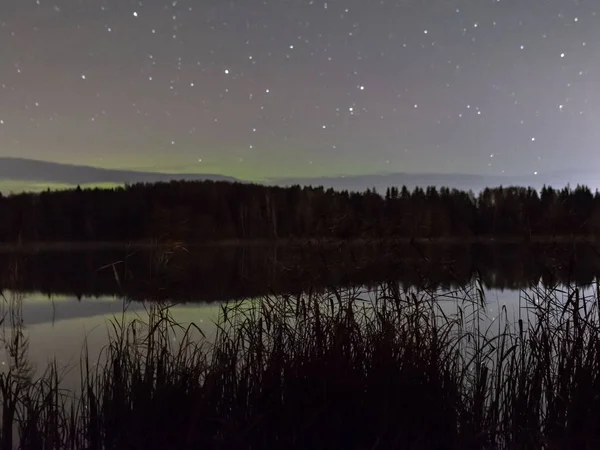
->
[1,241,600,388]
[0,242,599,302]
[0,291,222,392]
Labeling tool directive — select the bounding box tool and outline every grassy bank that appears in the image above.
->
[0,281,599,448]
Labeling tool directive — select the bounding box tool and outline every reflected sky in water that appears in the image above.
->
[0,268,597,394]
[0,284,557,368]
[0,291,223,391]
[0,243,596,394]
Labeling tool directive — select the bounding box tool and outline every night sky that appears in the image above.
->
[1,1,599,181]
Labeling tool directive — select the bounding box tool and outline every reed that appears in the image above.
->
[0,278,600,448]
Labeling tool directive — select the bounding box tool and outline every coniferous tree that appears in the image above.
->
[0,180,597,242]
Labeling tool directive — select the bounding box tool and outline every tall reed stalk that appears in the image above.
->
[0,277,600,448]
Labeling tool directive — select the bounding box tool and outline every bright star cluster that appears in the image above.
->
[0,0,599,179]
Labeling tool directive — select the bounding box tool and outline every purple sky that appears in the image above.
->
[1,0,600,181]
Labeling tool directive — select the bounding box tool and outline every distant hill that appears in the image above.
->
[0,157,238,189]
[270,171,600,194]
[1,157,598,195]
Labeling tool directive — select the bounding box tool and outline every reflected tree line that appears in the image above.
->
[0,181,600,241]
[0,243,599,302]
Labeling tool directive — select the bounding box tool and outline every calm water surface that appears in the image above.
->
[1,241,600,387]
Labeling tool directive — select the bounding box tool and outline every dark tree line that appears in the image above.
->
[0,181,599,242]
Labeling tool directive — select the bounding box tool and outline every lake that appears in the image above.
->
[1,241,599,388]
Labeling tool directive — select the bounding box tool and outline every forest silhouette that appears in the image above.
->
[0,180,598,242]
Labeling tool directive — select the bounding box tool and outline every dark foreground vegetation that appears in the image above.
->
[1,180,600,241]
[1,278,600,448]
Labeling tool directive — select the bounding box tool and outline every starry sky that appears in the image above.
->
[1,0,600,181]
